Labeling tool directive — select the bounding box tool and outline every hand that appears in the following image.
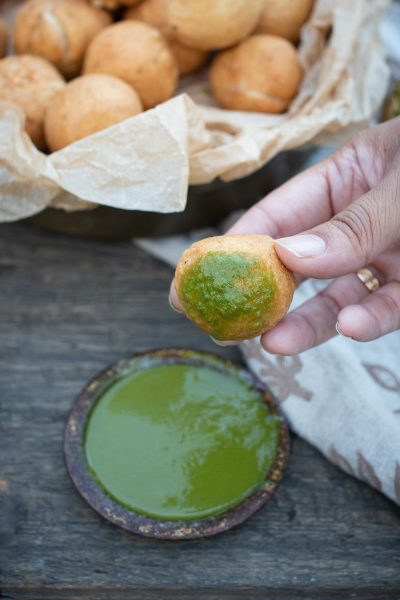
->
[169,117,400,355]
[227,117,400,354]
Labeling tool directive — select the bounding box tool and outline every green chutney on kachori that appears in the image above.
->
[175,234,295,341]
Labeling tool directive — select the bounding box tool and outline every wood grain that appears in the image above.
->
[0,223,399,599]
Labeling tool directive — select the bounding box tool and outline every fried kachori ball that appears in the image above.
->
[124,0,209,75]
[84,20,178,108]
[175,234,295,341]
[13,0,112,78]
[0,54,65,149]
[166,0,264,51]
[44,73,143,152]
[209,34,302,113]
[256,0,314,44]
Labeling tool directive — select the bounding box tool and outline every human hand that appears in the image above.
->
[170,117,400,354]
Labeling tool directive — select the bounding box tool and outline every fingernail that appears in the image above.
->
[335,322,351,338]
[210,336,238,347]
[169,296,183,314]
[277,234,326,258]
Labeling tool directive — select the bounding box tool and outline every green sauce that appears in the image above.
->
[180,252,277,339]
[85,363,280,521]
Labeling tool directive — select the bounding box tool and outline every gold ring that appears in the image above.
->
[356,268,380,293]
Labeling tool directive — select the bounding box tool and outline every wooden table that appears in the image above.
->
[0,223,399,600]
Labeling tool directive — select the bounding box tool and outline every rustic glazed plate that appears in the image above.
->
[64,349,289,539]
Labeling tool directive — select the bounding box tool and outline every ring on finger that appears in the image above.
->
[356,267,381,293]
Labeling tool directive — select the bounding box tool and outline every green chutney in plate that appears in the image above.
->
[64,349,288,539]
[85,363,280,521]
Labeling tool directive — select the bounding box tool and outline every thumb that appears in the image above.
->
[274,178,399,279]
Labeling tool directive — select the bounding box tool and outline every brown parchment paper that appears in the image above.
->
[0,0,390,222]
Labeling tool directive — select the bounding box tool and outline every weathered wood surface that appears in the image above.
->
[0,223,399,600]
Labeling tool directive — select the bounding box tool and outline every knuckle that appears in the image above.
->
[330,202,375,262]
[344,137,386,188]
[251,204,283,238]
[319,289,342,318]
[290,311,318,348]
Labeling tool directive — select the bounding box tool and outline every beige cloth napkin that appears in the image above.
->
[241,293,400,505]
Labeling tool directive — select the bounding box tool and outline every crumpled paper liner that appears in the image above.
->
[0,0,390,222]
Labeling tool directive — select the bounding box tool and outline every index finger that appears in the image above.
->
[228,146,370,238]
[228,161,334,238]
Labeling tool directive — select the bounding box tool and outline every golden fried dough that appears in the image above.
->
[44,73,143,152]
[13,0,111,78]
[84,21,178,108]
[256,0,314,43]
[124,0,208,75]
[175,234,295,341]
[210,34,302,113]
[0,54,65,149]
[167,39,208,75]
[167,0,264,50]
